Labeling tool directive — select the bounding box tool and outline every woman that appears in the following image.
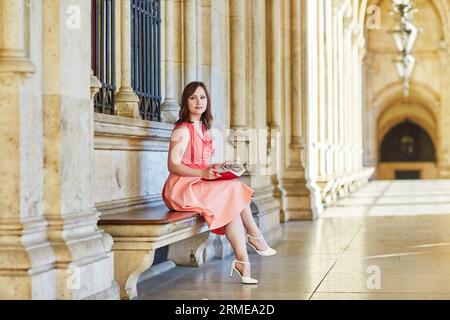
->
[162,81,276,284]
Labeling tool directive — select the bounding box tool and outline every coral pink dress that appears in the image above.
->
[162,122,254,235]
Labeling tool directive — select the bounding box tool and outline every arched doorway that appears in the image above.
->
[378,120,437,179]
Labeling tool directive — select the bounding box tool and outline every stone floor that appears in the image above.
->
[137,180,450,300]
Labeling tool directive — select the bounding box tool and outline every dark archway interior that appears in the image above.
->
[380,120,436,162]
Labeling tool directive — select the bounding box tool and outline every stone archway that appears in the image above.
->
[361,0,450,177]
[378,119,437,179]
[365,80,441,168]
[374,84,440,179]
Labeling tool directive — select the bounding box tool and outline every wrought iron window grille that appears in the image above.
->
[92,0,116,115]
[131,0,162,122]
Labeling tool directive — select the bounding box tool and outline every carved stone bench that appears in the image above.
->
[98,205,214,299]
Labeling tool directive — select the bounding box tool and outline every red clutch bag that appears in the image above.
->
[201,161,246,181]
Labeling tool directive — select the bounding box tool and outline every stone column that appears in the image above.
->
[303,0,323,218]
[438,50,450,178]
[354,35,363,172]
[198,0,211,85]
[229,0,246,129]
[184,0,198,84]
[332,9,340,184]
[325,0,335,181]
[289,0,304,161]
[246,0,282,245]
[347,25,356,175]
[266,0,282,219]
[363,52,377,169]
[337,10,345,177]
[42,0,118,299]
[229,0,248,166]
[115,0,140,118]
[342,21,351,177]
[161,0,181,123]
[317,0,327,181]
[0,0,55,299]
[277,0,315,221]
[267,0,281,131]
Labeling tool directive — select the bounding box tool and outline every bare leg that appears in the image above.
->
[224,215,251,277]
[240,205,268,251]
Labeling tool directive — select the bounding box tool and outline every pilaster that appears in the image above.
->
[0,0,56,299]
[161,0,181,123]
[43,0,118,299]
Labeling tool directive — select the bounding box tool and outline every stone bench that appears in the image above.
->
[98,205,214,299]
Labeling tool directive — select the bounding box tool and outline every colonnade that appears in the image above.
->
[0,0,373,299]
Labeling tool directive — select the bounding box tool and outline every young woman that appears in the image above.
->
[162,81,276,284]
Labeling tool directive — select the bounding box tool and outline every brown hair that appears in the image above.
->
[175,81,214,129]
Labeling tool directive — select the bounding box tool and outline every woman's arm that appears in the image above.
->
[167,127,220,179]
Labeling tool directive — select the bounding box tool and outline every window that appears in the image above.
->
[92,0,116,115]
[131,0,162,121]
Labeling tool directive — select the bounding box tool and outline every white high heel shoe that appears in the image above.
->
[230,260,258,284]
[247,234,277,256]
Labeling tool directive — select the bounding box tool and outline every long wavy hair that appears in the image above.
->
[175,81,213,129]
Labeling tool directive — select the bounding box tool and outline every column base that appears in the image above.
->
[0,57,36,76]
[0,218,56,299]
[0,268,56,299]
[278,177,322,221]
[115,88,140,119]
[55,249,116,300]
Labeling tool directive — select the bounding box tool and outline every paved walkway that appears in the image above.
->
[137,180,450,300]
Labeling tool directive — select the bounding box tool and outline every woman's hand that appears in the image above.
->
[201,165,222,180]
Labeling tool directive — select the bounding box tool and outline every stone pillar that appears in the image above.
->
[354,35,363,172]
[438,51,450,178]
[161,0,181,123]
[0,0,55,299]
[337,10,345,177]
[228,0,248,169]
[332,10,340,180]
[303,0,323,218]
[245,0,281,245]
[317,0,327,181]
[267,0,281,131]
[363,52,377,169]
[346,22,355,175]
[42,0,118,300]
[277,0,318,221]
[184,0,198,84]
[115,0,140,118]
[289,0,304,160]
[198,0,211,86]
[266,0,282,219]
[325,0,335,181]
[229,0,246,129]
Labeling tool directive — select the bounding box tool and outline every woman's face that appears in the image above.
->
[188,86,208,118]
